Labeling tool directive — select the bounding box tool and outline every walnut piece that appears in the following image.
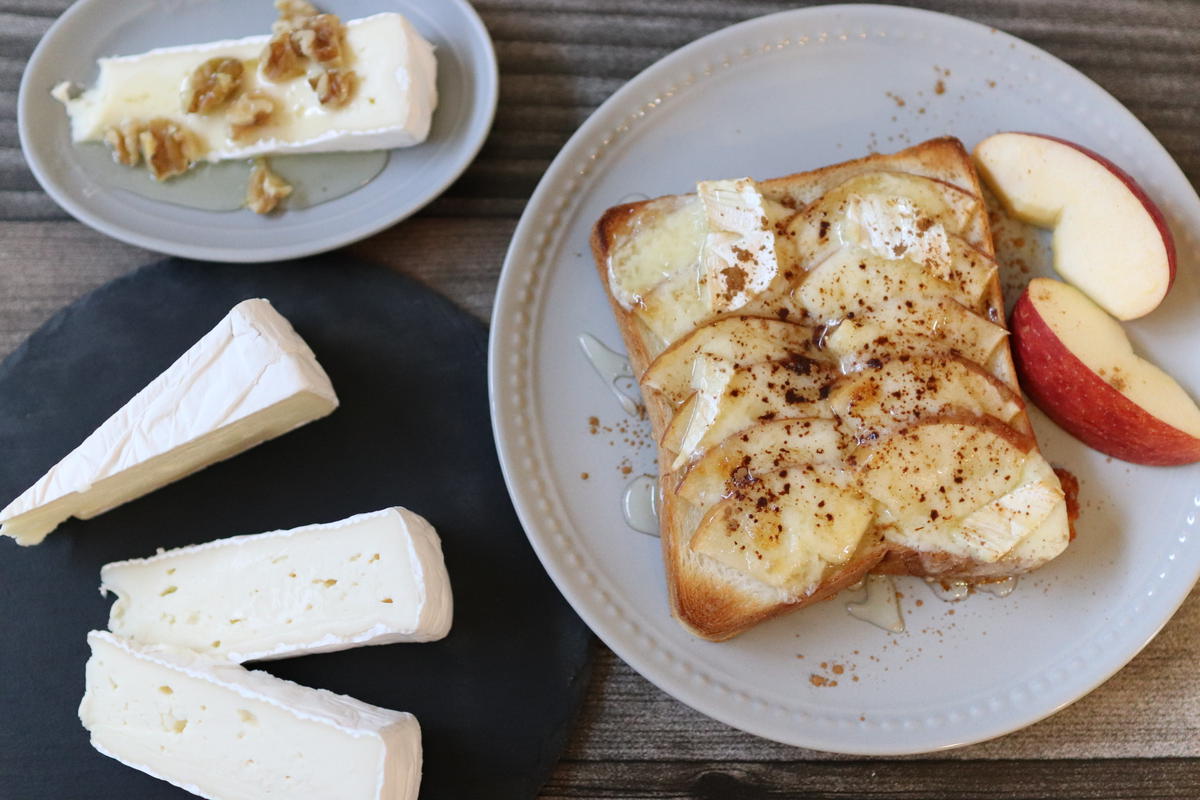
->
[140,119,203,180]
[184,57,244,114]
[104,121,143,166]
[309,68,355,107]
[261,33,307,82]
[228,90,277,141]
[291,14,345,65]
[246,159,292,214]
[272,0,318,34]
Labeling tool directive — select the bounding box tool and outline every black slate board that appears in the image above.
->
[0,258,592,799]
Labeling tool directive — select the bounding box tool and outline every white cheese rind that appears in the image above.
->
[80,631,421,800]
[101,507,453,662]
[696,178,785,312]
[56,13,437,161]
[0,299,338,546]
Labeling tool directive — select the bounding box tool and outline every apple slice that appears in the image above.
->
[690,466,874,595]
[856,419,1035,532]
[974,132,1175,320]
[799,250,963,321]
[784,170,984,269]
[665,356,839,468]
[853,418,1067,568]
[826,354,1025,438]
[640,316,817,405]
[676,418,845,508]
[824,296,1008,372]
[1011,277,1200,465]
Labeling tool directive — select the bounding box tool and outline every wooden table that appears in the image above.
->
[3,1,1200,797]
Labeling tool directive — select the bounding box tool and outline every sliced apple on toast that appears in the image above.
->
[663,355,840,467]
[641,316,820,405]
[827,355,1025,438]
[824,296,1009,372]
[589,137,1071,641]
[690,466,875,596]
[676,417,845,507]
[855,418,1068,573]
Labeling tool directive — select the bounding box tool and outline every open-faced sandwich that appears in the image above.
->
[590,137,1073,641]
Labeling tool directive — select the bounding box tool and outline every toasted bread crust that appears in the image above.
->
[590,138,1045,640]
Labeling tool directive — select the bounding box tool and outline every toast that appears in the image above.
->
[590,138,1071,641]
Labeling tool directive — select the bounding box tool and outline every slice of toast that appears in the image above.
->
[591,138,1070,641]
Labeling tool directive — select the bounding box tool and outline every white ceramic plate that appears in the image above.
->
[490,4,1200,754]
[18,0,497,262]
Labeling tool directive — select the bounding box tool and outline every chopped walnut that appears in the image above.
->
[138,119,204,181]
[104,121,144,166]
[291,14,345,65]
[272,0,318,34]
[228,90,277,141]
[309,68,355,107]
[261,33,306,82]
[245,159,292,214]
[184,57,244,114]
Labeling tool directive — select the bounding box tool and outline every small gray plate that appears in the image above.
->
[18,0,498,262]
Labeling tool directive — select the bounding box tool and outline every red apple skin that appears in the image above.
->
[1014,132,1177,295]
[1011,289,1200,466]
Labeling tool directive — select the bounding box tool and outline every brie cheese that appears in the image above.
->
[80,631,421,800]
[0,299,338,546]
[697,178,788,312]
[101,507,453,662]
[55,13,437,161]
[607,198,706,310]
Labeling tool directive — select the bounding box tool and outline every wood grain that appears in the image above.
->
[540,758,1200,799]
[2,1,1200,797]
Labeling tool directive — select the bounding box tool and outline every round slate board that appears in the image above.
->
[0,258,591,799]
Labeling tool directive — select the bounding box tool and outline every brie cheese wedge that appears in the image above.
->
[55,12,436,161]
[101,507,453,662]
[80,631,421,800]
[0,299,338,546]
[697,178,789,312]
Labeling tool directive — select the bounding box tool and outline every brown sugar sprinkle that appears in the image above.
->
[831,664,845,675]
[580,472,589,480]
[934,80,946,95]
[809,674,828,687]
[885,91,906,107]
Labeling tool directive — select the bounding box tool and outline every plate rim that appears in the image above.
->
[488,3,1200,754]
[17,0,499,263]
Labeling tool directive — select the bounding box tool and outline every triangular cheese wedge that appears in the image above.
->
[0,299,338,545]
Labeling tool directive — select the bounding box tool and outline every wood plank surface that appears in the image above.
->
[2,1,1200,797]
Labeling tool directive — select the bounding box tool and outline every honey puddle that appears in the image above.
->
[621,474,660,536]
[845,575,905,633]
[75,142,388,212]
[578,333,643,417]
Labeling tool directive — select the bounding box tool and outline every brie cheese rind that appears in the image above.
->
[55,12,437,162]
[101,507,453,662]
[80,631,421,800]
[607,166,1070,599]
[0,299,338,546]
